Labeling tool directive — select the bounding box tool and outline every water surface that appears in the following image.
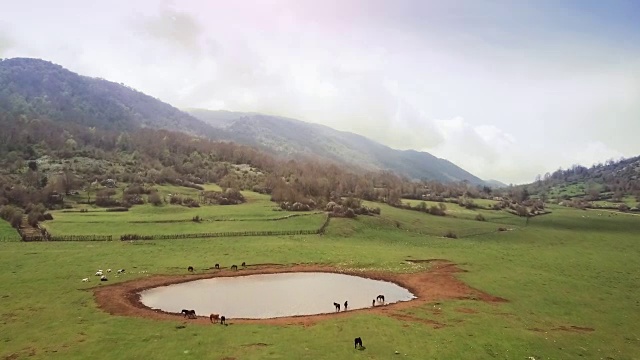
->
[140,272,415,319]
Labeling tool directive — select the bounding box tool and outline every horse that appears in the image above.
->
[354,337,363,349]
[231,265,238,271]
[333,302,341,312]
[344,301,348,311]
[376,295,385,302]
[214,264,220,269]
[187,266,194,272]
[209,314,220,323]
[220,315,226,325]
[181,309,196,319]
[372,299,375,307]
[241,262,246,268]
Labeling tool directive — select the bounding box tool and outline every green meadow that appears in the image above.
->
[1,187,639,359]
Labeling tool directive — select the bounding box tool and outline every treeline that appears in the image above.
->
[0,111,501,217]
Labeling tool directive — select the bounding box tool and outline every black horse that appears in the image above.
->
[376,295,385,302]
[333,302,341,312]
[220,315,226,325]
[354,337,363,349]
[344,301,348,311]
[241,262,246,268]
[181,309,196,319]
[231,265,238,271]
[214,264,220,269]
[187,266,194,272]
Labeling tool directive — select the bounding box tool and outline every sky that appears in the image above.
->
[1,0,639,184]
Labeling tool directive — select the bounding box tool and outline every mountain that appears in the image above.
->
[485,179,508,188]
[0,57,487,184]
[188,109,486,184]
[0,58,219,138]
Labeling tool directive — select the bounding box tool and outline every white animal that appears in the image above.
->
[107,269,112,272]
[100,275,108,281]
[82,278,89,282]
[117,269,125,274]
[95,271,103,276]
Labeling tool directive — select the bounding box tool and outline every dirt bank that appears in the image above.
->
[92,260,506,326]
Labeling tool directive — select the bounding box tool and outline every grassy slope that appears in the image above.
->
[1,196,639,359]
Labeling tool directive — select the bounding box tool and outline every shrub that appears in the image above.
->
[148,192,163,206]
[182,197,200,208]
[429,205,446,216]
[27,211,41,227]
[618,204,630,212]
[105,207,129,212]
[444,231,458,239]
[475,214,486,221]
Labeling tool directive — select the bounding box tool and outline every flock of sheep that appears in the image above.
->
[81,268,129,282]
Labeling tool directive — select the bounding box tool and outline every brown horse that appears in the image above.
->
[209,314,220,323]
[220,315,226,325]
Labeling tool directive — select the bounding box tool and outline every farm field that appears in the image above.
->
[1,190,639,359]
[42,191,326,238]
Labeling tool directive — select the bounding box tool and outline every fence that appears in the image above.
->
[22,234,113,242]
[120,228,320,241]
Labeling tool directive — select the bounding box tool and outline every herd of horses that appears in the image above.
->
[180,309,226,324]
[179,265,379,350]
[187,262,247,273]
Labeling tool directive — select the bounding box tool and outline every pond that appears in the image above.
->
[140,272,416,319]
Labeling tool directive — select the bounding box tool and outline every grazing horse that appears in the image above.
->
[187,266,194,272]
[241,262,246,268]
[209,314,220,323]
[214,264,220,269]
[376,295,385,302]
[354,337,363,349]
[181,309,196,319]
[333,302,341,312]
[344,301,348,311]
[231,265,238,271]
[220,315,226,325]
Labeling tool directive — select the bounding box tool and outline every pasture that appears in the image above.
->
[42,191,326,238]
[1,188,639,359]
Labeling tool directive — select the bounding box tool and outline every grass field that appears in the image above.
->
[0,219,19,241]
[1,188,639,359]
[42,191,326,237]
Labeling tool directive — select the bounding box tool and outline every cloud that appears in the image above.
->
[1,0,639,184]
[0,29,13,57]
[135,6,203,54]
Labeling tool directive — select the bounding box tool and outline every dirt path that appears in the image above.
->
[92,260,506,326]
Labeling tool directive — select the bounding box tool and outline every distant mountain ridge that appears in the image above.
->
[188,109,487,184]
[0,57,491,185]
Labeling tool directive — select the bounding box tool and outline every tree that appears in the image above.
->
[28,160,38,171]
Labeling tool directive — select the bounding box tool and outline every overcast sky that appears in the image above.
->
[2,0,639,183]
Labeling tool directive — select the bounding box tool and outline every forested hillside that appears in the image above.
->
[188,109,487,184]
[517,157,640,209]
[0,58,219,138]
